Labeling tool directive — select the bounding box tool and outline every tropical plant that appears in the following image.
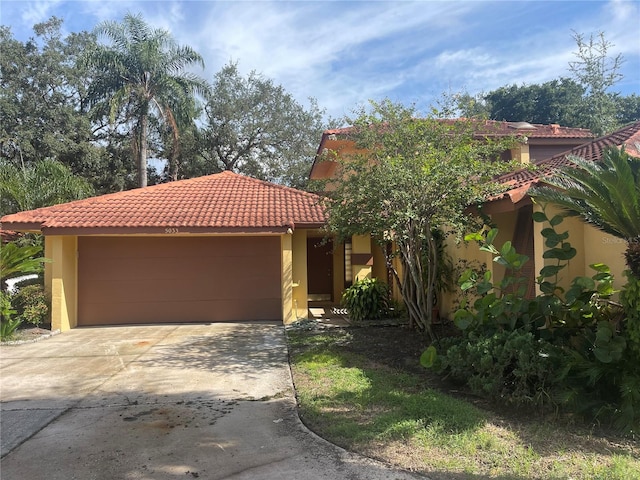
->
[0,159,93,215]
[85,13,209,187]
[341,278,390,323]
[428,211,639,432]
[531,147,640,278]
[0,242,46,291]
[0,291,21,340]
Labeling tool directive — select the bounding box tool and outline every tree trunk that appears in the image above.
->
[398,237,434,340]
[625,239,640,278]
[138,114,148,188]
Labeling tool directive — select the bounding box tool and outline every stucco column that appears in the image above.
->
[46,236,78,332]
[351,234,372,281]
[513,143,530,164]
[291,229,308,320]
[281,233,294,324]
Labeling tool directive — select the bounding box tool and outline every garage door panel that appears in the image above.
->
[80,298,282,324]
[78,236,282,325]
[80,251,280,282]
[81,277,281,304]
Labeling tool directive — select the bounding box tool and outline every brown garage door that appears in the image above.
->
[78,236,281,326]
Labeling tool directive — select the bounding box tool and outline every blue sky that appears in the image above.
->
[2,0,639,120]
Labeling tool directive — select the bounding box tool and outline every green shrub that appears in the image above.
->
[13,284,49,327]
[555,321,640,433]
[341,278,390,323]
[435,329,561,408]
[427,209,640,432]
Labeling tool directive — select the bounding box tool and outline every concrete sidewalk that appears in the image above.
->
[1,323,427,479]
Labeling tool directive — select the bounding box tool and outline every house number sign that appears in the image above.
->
[164,228,179,234]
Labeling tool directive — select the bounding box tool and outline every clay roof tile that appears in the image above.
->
[0,171,326,234]
[490,121,640,203]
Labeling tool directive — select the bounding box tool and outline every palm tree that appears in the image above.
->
[531,147,640,278]
[85,13,209,187]
[0,159,93,215]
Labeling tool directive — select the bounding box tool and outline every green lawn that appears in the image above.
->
[287,328,640,480]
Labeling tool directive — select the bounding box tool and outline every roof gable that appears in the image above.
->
[0,171,326,234]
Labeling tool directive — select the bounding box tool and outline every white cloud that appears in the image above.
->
[2,0,638,120]
[20,0,63,25]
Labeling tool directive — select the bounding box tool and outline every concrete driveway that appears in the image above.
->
[1,323,425,480]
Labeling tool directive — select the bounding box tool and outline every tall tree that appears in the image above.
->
[202,62,327,189]
[85,13,208,187]
[569,31,624,136]
[615,94,640,126]
[0,20,102,178]
[485,78,585,126]
[322,100,516,338]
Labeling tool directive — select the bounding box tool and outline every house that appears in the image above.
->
[467,120,640,319]
[0,171,328,331]
[310,121,594,184]
[309,120,597,314]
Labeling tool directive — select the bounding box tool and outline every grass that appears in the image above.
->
[287,328,640,480]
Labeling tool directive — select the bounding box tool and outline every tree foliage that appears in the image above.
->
[485,78,585,126]
[568,31,624,136]
[323,100,516,338]
[479,31,637,134]
[0,20,106,179]
[201,62,327,189]
[85,13,209,187]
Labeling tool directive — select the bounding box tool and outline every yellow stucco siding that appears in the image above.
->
[291,229,309,320]
[490,211,518,287]
[44,237,53,298]
[583,226,628,291]
[281,233,294,324]
[46,235,78,332]
[511,143,530,165]
[352,234,372,281]
[441,238,493,319]
[372,240,388,284]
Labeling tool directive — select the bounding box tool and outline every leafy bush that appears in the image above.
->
[555,321,640,433]
[341,278,390,322]
[13,284,49,327]
[434,330,561,408]
[426,209,640,432]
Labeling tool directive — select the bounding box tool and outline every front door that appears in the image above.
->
[307,238,333,301]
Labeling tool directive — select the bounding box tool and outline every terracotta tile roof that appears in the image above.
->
[0,171,326,234]
[491,121,640,204]
[323,120,594,140]
[312,120,594,179]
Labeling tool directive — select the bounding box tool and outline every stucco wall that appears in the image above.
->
[441,202,630,320]
[45,235,78,332]
[291,229,309,320]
